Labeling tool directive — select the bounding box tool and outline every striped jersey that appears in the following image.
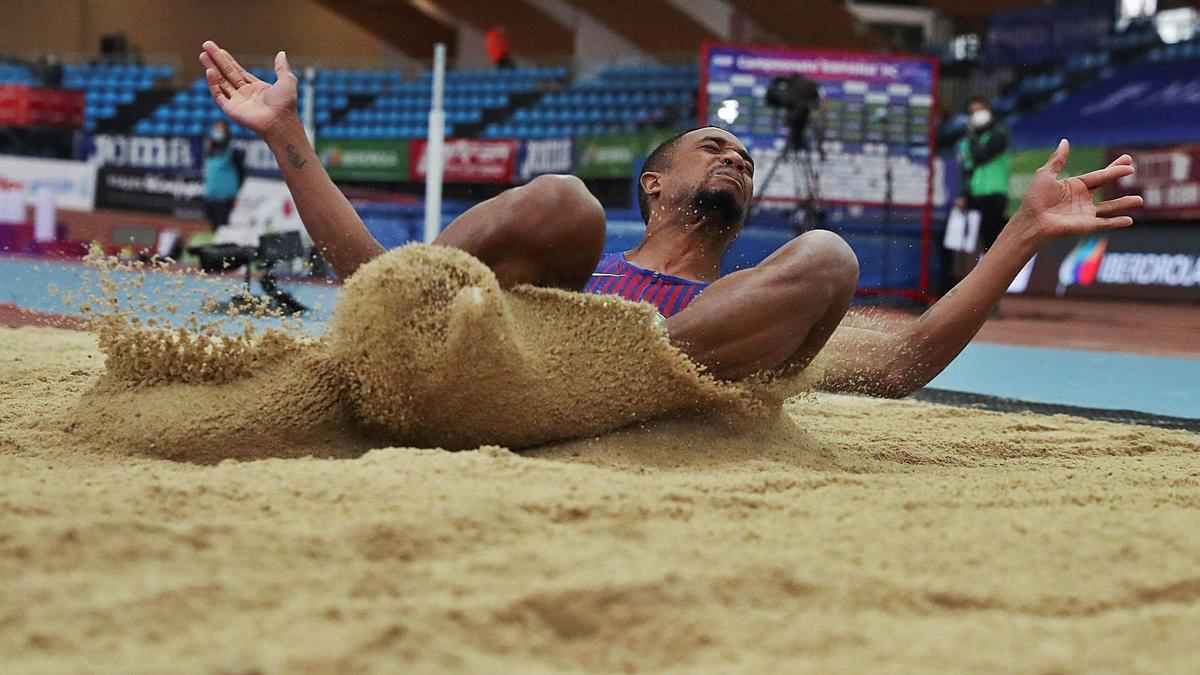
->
[583,252,708,318]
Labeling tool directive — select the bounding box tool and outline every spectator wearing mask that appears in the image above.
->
[486,26,514,69]
[956,97,1011,254]
[203,120,244,230]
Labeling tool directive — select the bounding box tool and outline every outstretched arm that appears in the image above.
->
[200,41,384,280]
[820,140,1143,397]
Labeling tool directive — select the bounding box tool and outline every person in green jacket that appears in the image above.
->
[956,97,1011,254]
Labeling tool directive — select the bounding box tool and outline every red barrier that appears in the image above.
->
[0,85,84,129]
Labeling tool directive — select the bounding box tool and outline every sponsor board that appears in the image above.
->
[574,131,674,180]
[0,155,96,210]
[516,138,573,182]
[1025,225,1200,301]
[0,85,85,129]
[1107,143,1200,220]
[83,134,203,171]
[94,166,205,219]
[1006,145,1107,216]
[83,135,281,177]
[411,138,517,184]
[316,138,409,182]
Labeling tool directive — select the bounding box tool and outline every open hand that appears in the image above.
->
[1016,139,1144,242]
[199,41,297,137]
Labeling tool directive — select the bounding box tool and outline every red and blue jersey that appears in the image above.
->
[583,252,708,318]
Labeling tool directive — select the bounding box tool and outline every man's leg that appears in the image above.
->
[434,174,606,289]
[664,230,859,380]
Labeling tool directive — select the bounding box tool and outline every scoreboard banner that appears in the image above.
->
[700,43,937,208]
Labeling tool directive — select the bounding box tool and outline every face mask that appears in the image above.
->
[969,110,992,129]
[210,128,228,143]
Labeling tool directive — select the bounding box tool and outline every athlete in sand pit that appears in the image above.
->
[200,42,1143,394]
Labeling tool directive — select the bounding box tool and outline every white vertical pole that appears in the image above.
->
[424,43,447,243]
[302,67,316,145]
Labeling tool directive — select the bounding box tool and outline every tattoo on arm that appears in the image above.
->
[285,144,306,169]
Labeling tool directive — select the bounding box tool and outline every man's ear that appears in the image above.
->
[640,171,662,199]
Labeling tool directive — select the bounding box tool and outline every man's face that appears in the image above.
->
[650,128,755,227]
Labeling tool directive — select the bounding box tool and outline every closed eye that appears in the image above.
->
[702,138,753,176]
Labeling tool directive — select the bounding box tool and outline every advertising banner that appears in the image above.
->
[83,134,203,172]
[0,86,21,127]
[83,135,280,177]
[1106,144,1200,220]
[574,131,674,180]
[1024,225,1200,301]
[1006,145,1107,216]
[516,138,573,182]
[0,155,96,210]
[410,138,516,184]
[316,138,409,182]
[94,166,205,219]
[0,85,84,129]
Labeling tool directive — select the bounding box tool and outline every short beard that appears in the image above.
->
[690,186,744,233]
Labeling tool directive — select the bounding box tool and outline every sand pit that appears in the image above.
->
[3,248,1200,671]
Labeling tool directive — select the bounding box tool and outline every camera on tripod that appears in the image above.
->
[755,74,825,231]
[766,75,821,149]
[188,231,310,316]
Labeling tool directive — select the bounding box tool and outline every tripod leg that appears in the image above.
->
[258,263,281,298]
[257,263,309,315]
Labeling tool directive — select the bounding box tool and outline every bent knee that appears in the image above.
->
[511,175,604,242]
[783,230,859,288]
[527,175,603,219]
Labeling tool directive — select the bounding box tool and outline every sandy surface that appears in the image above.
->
[3,247,1200,672]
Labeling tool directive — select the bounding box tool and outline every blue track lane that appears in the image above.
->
[929,342,1199,419]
